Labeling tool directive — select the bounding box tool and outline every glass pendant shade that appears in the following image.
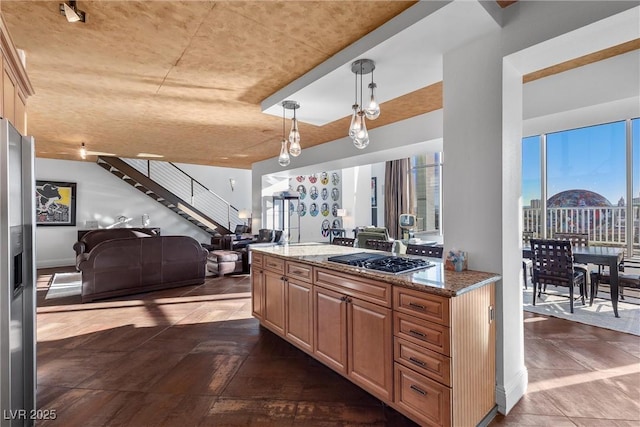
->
[348,104,361,138]
[288,118,301,157]
[353,111,369,149]
[278,138,290,166]
[364,83,380,120]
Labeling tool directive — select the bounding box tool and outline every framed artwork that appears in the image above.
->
[35,180,77,226]
[371,177,377,207]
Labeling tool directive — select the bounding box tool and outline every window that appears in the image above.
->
[410,153,442,233]
[523,119,638,252]
[522,136,541,236]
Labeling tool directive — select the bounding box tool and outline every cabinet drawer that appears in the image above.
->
[251,251,263,268]
[286,261,313,283]
[314,268,391,307]
[264,256,285,274]
[394,337,450,387]
[394,312,450,356]
[394,363,451,427]
[394,287,450,326]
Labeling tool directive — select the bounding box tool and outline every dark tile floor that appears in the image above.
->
[35,268,639,426]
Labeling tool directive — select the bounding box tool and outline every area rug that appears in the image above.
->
[523,287,640,336]
[46,272,82,299]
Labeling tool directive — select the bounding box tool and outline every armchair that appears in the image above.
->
[355,227,390,249]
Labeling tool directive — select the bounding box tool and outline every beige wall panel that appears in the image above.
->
[450,283,496,426]
[0,57,4,118]
[3,68,15,124]
[15,90,26,134]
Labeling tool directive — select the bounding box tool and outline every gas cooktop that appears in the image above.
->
[327,252,434,274]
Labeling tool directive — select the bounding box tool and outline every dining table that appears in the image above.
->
[523,245,625,317]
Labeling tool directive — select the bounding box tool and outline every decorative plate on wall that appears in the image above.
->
[308,174,318,183]
[320,172,329,185]
[321,203,329,216]
[309,202,319,217]
[321,219,330,237]
[296,185,307,200]
[321,187,328,200]
[332,203,340,217]
[309,186,318,200]
[296,175,305,182]
[331,188,340,201]
[331,172,340,185]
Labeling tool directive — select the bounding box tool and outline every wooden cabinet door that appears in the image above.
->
[251,268,264,320]
[263,270,285,336]
[285,279,313,352]
[313,286,347,374]
[348,297,393,401]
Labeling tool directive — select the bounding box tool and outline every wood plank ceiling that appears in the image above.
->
[2,1,423,168]
[11,1,632,169]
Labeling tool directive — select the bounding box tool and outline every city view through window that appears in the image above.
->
[522,118,640,253]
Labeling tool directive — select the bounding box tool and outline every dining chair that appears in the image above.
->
[406,244,443,258]
[364,239,394,252]
[530,238,586,313]
[550,232,589,293]
[331,237,355,247]
[522,231,534,289]
[589,257,640,305]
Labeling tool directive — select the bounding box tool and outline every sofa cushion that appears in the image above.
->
[209,250,240,262]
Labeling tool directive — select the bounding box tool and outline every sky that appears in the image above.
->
[522,119,640,207]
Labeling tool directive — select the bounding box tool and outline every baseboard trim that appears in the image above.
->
[478,405,499,427]
[37,258,75,269]
[495,367,528,414]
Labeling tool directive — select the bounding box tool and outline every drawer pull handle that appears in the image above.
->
[410,385,427,396]
[409,329,426,338]
[408,302,426,310]
[409,357,426,367]
[290,270,305,275]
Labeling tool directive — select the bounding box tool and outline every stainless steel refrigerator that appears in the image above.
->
[0,119,36,427]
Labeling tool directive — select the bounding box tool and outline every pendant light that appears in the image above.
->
[349,59,379,149]
[365,70,380,120]
[283,100,301,157]
[278,104,290,167]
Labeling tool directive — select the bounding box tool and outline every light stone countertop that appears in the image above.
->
[250,243,501,298]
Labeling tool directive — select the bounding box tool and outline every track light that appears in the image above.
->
[80,142,87,159]
[60,1,86,23]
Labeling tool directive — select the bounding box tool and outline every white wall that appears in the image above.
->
[174,162,252,213]
[35,158,212,268]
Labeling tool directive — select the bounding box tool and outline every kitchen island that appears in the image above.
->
[250,243,500,427]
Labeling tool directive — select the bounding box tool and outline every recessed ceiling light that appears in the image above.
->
[137,153,164,158]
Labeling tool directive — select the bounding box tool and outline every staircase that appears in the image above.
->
[97,156,242,236]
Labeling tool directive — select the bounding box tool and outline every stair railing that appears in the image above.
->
[122,158,241,232]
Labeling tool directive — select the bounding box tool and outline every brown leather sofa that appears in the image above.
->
[76,231,207,302]
[73,228,160,269]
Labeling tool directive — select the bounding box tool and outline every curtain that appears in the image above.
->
[384,158,414,240]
